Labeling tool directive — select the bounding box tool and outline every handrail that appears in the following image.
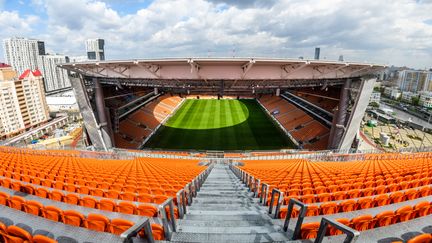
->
[259,183,269,205]
[254,179,260,197]
[268,188,284,218]
[283,198,308,240]
[315,218,360,243]
[176,189,186,218]
[158,197,177,240]
[120,217,154,243]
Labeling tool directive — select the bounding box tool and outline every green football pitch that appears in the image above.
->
[144,99,296,150]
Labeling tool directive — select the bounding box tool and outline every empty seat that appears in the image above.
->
[109,219,134,235]
[42,206,63,222]
[8,195,25,210]
[6,225,32,242]
[98,199,116,212]
[407,234,432,243]
[117,201,136,214]
[351,215,374,231]
[64,194,80,205]
[137,204,158,217]
[23,200,43,216]
[374,210,395,227]
[320,202,338,215]
[84,213,110,232]
[396,206,414,222]
[80,196,98,208]
[300,222,320,239]
[0,192,9,205]
[62,210,85,227]
[414,201,430,218]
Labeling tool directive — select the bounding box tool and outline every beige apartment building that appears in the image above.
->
[0,63,49,138]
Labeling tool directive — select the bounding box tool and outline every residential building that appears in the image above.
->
[3,37,72,93]
[17,69,50,128]
[46,91,78,112]
[398,70,432,92]
[419,91,432,108]
[369,91,381,104]
[383,87,401,100]
[0,64,25,138]
[3,37,45,74]
[401,91,419,103]
[86,39,105,61]
[38,54,71,92]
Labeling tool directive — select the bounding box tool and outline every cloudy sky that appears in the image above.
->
[0,0,431,69]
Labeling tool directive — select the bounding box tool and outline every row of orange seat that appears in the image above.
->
[279,185,431,206]
[0,194,165,239]
[394,233,432,243]
[0,222,57,243]
[279,188,430,218]
[0,179,177,217]
[299,201,432,239]
[1,175,181,202]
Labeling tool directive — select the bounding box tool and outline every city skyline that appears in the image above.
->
[0,0,431,69]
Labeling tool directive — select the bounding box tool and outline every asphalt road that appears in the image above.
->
[379,103,432,129]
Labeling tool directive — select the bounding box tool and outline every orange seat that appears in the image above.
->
[84,213,110,232]
[80,196,98,208]
[414,201,430,218]
[8,195,25,210]
[62,210,85,227]
[305,205,319,216]
[418,186,430,197]
[98,199,116,212]
[317,193,331,202]
[10,181,21,191]
[117,201,136,214]
[351,214,374,231]
[389,191,404,203]
[64,194,80,205]
[153,195,169,204]
[374,194,390,206]
[35,188,50,198]
[300,222,320,239]
[407,233,432,243]
[21,184,35,195]
[396,205,415,222]
[105,190,120,199]
[23,200,43,216]
[109,218,134,235]
[77,186,90,194]
[137,204,158,217]
[301,194,315,204]
[374,210,395,227]
[0,192,9,205]
[139,224,165,240]
[6,225,32,243]
[90,188,105,197]
[358,198,374,209]
[320,202,338,215]
[42,206,63,222]
[329,218,350,235]
[332,191,346,200]
[340,199,357,212]
[33,234,58,243]
[120,192,136,201]
[49,191,64,202]
[137,193,154,203]
[404,189,419,200]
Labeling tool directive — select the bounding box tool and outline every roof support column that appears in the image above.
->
[328,78,351,149]
[94,77,114,149]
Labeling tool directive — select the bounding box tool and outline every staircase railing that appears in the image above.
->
[283,198,308,240]
[159,198,177,240]
[120,217,155,243]
[315,218,360,243]
[268,188,284,219]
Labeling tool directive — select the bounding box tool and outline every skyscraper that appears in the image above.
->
[3,37,45,74]
[314,47,320,60]
[38,54,71,92]
[86,39,105,61]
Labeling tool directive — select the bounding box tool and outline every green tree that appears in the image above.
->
[411,96,420,106]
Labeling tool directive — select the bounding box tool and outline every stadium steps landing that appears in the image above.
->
[169,163,293,243]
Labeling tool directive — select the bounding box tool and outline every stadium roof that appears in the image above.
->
[60,57,386,81]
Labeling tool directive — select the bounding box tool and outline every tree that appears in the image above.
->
[411,96,420,106]
[369,102,379,108]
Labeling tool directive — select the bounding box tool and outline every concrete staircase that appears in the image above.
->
[170,163,292,242]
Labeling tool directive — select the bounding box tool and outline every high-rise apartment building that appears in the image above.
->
[398,70,432,92]
[86,39,105,61]
[17,69,50,128]
[0,64,25,138]
[0,64,49,138]
[3,37,45,74]
[3,37,71,93]
[38,54,71,92]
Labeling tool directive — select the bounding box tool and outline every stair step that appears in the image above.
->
[177,225,284,234]
[188,205,268,212]
[177,219,279,227]
[170,232,292,243]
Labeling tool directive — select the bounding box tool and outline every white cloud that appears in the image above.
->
[2,0,432,69]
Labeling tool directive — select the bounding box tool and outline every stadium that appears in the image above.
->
[1,57,431,243]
